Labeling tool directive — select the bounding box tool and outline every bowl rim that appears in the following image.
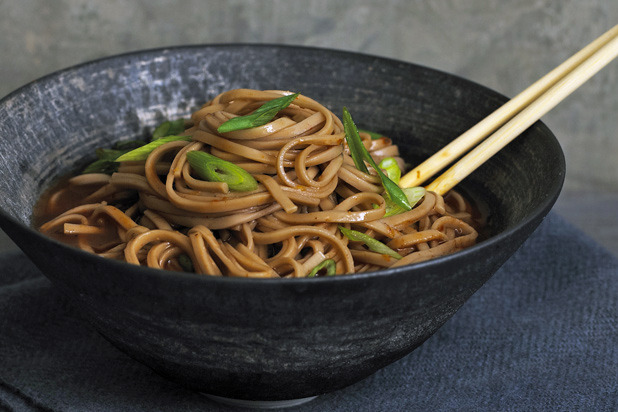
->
[0,43,566,285]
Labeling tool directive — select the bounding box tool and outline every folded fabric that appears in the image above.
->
[0,212,616,411]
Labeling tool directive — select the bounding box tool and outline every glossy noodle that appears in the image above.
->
[36,89,481,278]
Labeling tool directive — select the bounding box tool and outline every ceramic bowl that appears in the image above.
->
[0,45,564,406]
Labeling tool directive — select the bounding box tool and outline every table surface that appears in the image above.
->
[553,191,618,257]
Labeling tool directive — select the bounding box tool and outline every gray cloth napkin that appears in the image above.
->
[0,212,616,412]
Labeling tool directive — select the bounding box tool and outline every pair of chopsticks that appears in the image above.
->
[399,24,618,195]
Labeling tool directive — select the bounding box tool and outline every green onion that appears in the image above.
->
[115,135,192,162]
[95,148,126,161]
[82,148,128,174]
[342,107,411,212]
[378,157,401,185]
[178,254,194,272]
[185,151,258,192]
[384,187,426,217]
[403,187,425,207]
[339,226,402,259]
[152,119,186,140]
[307,259,336,278]
[81,159,119,175]
[358,128,385,140]
[81,121,183,174]
[113,139,148,151]
[382,175,412,211]
[217,93,299,133]
[342,108,369,173]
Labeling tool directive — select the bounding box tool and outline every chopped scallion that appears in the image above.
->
[358,128,384,140]
[339,226,402,259]
[82,147,129,175]
[178,254,194,272]
[307,259,336,277]
[113,139,148,151]
[342,107,411,212]
[342,108,369,174]
[152,119,186,140]
[95,148,126,161]
[378,157,401,185]
[81,159,119,175]
[217,93,299,133]
[185,151,258,192]
[115,135,192,162]
[384,187,426,217]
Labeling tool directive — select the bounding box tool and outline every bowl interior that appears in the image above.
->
[0,44,563,241]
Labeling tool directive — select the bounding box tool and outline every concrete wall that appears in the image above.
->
[1,0,617,195]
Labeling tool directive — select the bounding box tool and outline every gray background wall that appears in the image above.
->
[1,0,617,253]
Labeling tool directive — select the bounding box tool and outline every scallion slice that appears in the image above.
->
[358,128,384,140]
[152,119,186,140]
[178,254,194,272]
[115,135,192,162]
[342,107,411,212]
[82,148,128,174]
[378,157,401,185]
[307,259,336,277]
[339,226,402,259]
[81,159,119,175]
[384,187,426,217]
[185,151,258,192]
[113,139,148,151]
[95,148,126,160]
[217,93,300,133]
[342,108,369,174]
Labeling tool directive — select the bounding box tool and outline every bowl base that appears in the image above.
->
[203,393,318,409]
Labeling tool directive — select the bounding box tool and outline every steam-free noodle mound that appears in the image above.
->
[36,89,481,278]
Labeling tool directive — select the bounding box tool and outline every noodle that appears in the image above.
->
[36,88,482,278]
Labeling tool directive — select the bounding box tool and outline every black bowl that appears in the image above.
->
[0,45,564,405]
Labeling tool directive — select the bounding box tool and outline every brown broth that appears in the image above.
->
[32,173,108,228]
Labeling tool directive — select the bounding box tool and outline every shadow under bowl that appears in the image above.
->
[0,45,564,402]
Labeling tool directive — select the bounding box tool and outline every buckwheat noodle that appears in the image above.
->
[37,89,480,278]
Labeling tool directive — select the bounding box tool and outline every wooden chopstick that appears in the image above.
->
[399,24,618,195]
